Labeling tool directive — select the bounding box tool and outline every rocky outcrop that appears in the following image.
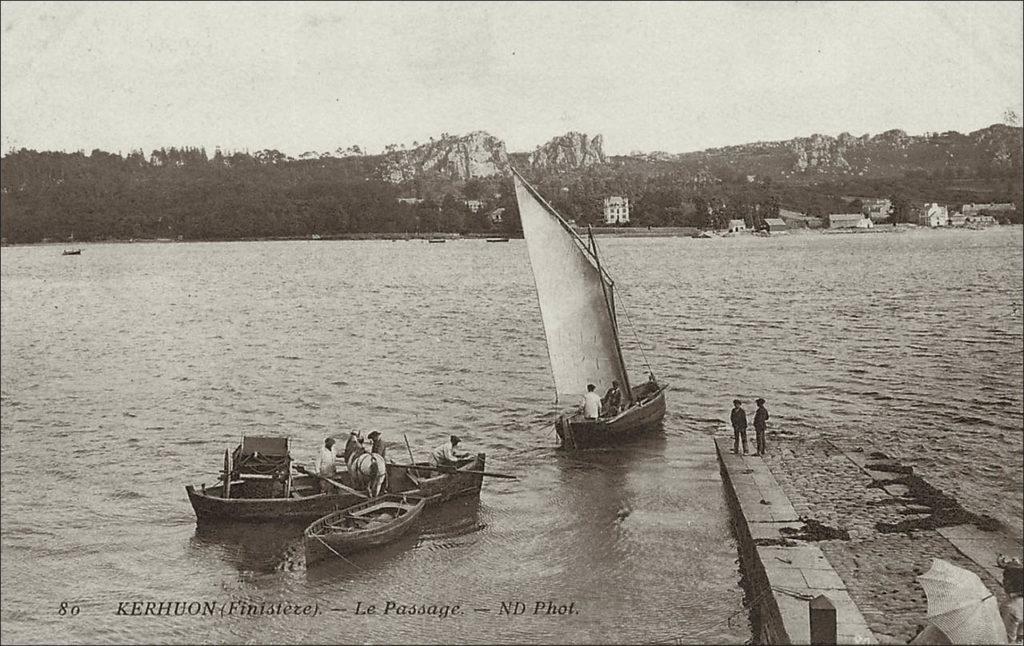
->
[790,133,855,172]
[379,131,508,182]
[528,132,606,170]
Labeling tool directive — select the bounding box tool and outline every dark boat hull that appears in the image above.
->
[186,477,365,523]
[303,494,425,565]
[556,385,667,450]
[384,453,486,504]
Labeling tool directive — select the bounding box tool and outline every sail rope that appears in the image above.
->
[616,293,655,379]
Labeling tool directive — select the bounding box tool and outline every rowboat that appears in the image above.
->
[62,249,81,255]
[428,237,447,244]
[385,453,486,504]
[185,436,366,523]
[512,169,667,450]
[486,237,510,242]
[303,494,426,565]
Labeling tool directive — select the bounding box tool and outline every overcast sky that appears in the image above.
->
[2,1,1022,156]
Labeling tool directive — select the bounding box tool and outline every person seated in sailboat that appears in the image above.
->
[430,435,471,467]
[601,381,623,417]
[582,384,602,419]
[314,437,338,493]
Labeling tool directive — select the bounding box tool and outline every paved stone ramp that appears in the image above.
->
[716,438,876,645]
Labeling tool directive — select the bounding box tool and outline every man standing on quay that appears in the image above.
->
[754,398,770,456]
[731,399,748,455]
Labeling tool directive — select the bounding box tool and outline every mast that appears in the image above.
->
[587,226,633,405]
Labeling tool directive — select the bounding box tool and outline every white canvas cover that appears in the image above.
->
[513,173,628,401]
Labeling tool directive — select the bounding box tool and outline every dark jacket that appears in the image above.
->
[754,406,769,430]
[731,407,747,431]
[371,438,387,459]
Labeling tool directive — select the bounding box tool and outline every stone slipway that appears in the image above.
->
[722,433,1024,644]
[716,438,876,644]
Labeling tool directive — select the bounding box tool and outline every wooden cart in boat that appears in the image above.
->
[303,494,426,565]
[385,453,486,504]
[185,436,366,523]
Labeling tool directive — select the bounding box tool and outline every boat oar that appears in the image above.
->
[294,465,368,498]
[388,463,518,480]
[403,433,416,464]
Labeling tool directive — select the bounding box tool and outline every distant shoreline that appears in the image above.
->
[2,224,1016,248]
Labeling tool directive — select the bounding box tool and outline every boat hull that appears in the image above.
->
[556,386,666,450]
[384,453,486,504]
[304,494,426,565]
[186,477,365,523]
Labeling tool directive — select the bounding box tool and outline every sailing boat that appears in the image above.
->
[512,169,667,450]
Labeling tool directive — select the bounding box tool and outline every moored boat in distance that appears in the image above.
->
[303,494,425,565]
[486,237,510,242]
[511,169,667,450]
[62,249,81,255]
[185,436,366,523]
[428,237,447,244]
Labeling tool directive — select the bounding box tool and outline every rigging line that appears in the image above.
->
[643,581,781,644]
[616,290,655,377]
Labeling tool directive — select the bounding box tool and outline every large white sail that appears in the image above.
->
[513,172,629,401]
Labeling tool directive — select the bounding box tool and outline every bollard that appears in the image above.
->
[809,594,837,645]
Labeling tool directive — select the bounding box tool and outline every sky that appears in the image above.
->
[1,1,1022,157]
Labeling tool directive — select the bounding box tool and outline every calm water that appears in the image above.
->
[2,228,1022,644]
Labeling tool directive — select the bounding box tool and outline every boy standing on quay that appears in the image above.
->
[754,398,770,456]
[731,399,748,454]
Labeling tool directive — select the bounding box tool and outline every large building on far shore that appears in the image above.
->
[918,203,949,227]
[603,196,630,225]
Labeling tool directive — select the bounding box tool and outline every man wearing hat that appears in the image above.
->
[753,398,770,457]
[430,435,471,467]
[730,399,748,455]
[343,430,364,465]
[314,437,338,493]
[367,431,387,460]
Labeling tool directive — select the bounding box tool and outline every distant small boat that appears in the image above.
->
[691,231,713,239]
[303,494,425,565]
[428,238,447,244]
[486,237,510,243]
[62,249,81,255]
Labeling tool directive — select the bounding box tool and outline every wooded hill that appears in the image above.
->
[1,124,1020,244]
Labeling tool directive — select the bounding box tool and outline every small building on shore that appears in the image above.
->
[949,211,967,227]
[763,217,787,233]
[862,198,893,223]
[962,202,1015,216]
[603,196,630,225]
[779,208,821,229]
[727,219,747,233]
[918,203,949,228]
[829,213,874,229]
[397,197,424,205]
[464,199,483,213]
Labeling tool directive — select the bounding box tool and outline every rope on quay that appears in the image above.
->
[311,533,438,602]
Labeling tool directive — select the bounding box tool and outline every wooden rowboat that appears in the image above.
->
[385,453,486,504]
[186,436,365,523]
[304,494,426,565]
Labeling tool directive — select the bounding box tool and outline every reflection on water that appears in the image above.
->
[2,229,1020,643]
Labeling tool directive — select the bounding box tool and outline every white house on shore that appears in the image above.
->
[829,213,874,229]
[727,219,747,233]
[918,203,949,228]
[603,196,630,225]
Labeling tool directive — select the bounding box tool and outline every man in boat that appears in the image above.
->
[342,430,363,464]
[582,384,602,420]
[314,437,338,493]
[601,381,623,417]
[430,435,471,467]
[731,399,749,455]
[367,430,387,460]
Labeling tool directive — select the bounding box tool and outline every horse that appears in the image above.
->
[347,451,386,497]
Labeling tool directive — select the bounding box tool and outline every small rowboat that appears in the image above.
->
[304,494,426,565]
[62,249,82,255]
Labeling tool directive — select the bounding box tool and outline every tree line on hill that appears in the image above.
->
[1,146,1019,244]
